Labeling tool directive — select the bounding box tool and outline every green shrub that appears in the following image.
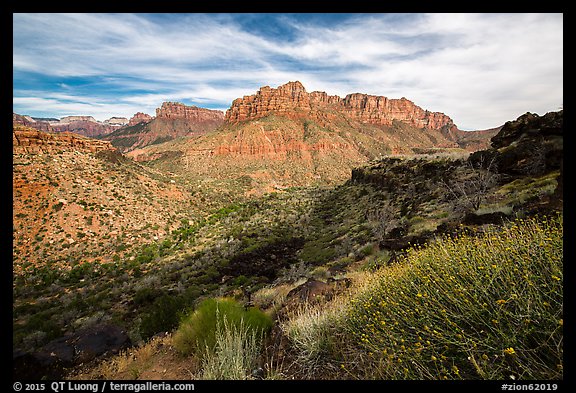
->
[284,215,562,380]
[232,275,249,286]
[173,297,272,357]
[134,245,157,265]
[299,242,338,265]
[139,295,185,340]
[133,288,165,306]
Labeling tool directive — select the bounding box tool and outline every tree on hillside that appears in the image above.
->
[443,155,499,213]
[367,200,404,242]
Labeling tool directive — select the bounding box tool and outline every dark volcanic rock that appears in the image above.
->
[490,111,563,150]
[463,211,509,226]
[13,324,131,380]
[72,325,131,363]
[221,236,305,280]
[470,110,563,178]
[286,279,334,303]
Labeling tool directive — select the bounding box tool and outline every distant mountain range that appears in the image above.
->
[100,102,225,151]
[12,113,129,138]
[13,81,500,195]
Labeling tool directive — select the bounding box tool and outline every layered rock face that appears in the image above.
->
[128,112,154,126]
[226,82,313,121]
[341,94,454,129]
[50,120,119,137]
[58,115,98,124]
[104,103,225,152]
[13,126,117,155]
[226,81,455,131]
[103,117,129,126]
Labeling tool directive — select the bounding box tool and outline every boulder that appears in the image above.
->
[13,324,131,380]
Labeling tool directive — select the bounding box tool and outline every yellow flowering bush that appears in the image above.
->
[342,215,563,379]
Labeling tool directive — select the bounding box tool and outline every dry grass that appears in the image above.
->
[68,335,199,380]
[252,281,304,314]
[200,318,261,380]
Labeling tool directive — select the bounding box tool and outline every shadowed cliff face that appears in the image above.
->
[470,110,563,178]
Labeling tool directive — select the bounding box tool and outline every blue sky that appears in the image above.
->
[13,13,563,130]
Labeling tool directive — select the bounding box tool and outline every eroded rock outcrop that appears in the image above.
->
[13,113,123,137]
[13,113,53,132]
[469,110,563,177]
[104,103,225,152]
[128,112,154,126]
[13,324,130,380]
[13,126,117,155]
[103,117,129,126]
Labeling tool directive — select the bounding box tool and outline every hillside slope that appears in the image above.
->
[13,110,561,380]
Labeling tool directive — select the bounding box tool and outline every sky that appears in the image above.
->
[13,13,563,130]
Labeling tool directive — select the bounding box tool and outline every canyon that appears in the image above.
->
[126,82,497,196]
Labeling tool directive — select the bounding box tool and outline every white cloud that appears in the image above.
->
[13,13,563,130]
[13,96,149,121]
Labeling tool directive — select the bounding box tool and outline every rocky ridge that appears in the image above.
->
[13,113,53,132]
[128,112,154,126]
[13,125,117,155]
[103,117,130,126]
[156,102,224,125]
[102,103,225,152]
[128,81,497,196]
[470,110,563,179]
[226,81,455,131]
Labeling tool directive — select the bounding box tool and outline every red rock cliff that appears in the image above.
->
[128,112,154,126]
[225,81,455,130]
[226,81,312,122]
[13,126,117,155]
[340,94,454,129]
[13,113,53,132]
